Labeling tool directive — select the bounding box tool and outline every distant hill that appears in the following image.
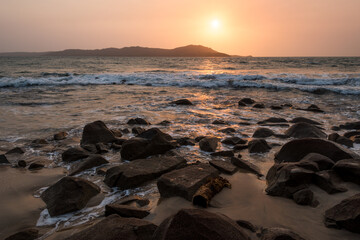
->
[0,45,230,57]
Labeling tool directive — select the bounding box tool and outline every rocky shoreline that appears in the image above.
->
[1,97,360,240]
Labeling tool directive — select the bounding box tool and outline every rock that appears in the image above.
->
[65,214,157,240]
[176,137,196,146]
[314,170,347,194]
[111,129,123,138]
[115,195,150,207]
[306,104,324,113]
[209,160,237,174]
[158,120,171,125]
[253,103,265,108]
[285,122,327,139]
[231,157,263,177]
[62,147,89,162]
[274,138,360,163]
[28,162,44,170]
[339,121,360,130]
[292,188,315,206]
[121,128,130,134]
[236,219,257,232]
[152,209,249,240]
[222,137,247,145]
[210,151,234,157]
[290,117,321,125]
[5,147,25,155]
[238,101,247,106]
[0,154,10,164]
[17,160,26,168]
[239,98,255,104]
[157,163,218,201]
[331,126,341,131]
[105,204,150,218]
[233,144,248,151]
[81,144,97,153]
[4,229,39,240]
[299,153,335,170]
[333,159,360,185]
[324,193,360,233]
[70,155,108,176]
[31,139,48,145]
[132,126,145,135]
[199,137,219,152]
[219,127,236,134]
[121,128,176,160]
[351,135,360,143]
[54,131,68,140]
[104,157,186,189]
[258,117,288,124]
[336,136,353,148]
[127,118,151,125]
[270,105,283,110]
[344,131,360,138]
[260,227,306,240]
[253,128,274,138]
[41,176,100,216]
[81,120,116,145]
[171,99,193,105]
[328,132,340,141]
[95,142,109,154]
[248,139,271,153]
[212,119,227,125]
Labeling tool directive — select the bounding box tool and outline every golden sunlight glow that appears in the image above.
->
[211,19,220,29]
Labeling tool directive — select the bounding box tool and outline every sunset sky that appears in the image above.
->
[1,0,360,56]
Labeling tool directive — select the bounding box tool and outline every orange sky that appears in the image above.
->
[0,0,360,56]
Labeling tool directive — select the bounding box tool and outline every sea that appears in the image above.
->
[0,56,360,240]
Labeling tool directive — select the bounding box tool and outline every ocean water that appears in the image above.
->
[0,56,360,239]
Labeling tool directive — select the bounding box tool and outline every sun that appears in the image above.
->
[211,19,220,29]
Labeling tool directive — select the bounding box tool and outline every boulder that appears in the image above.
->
[5,147,25,155]
[212,119,227,125]
[274,138,360,163]
[248,139,271,153]
[253,128,274,138]
[231,157,263,177]
[314,170,347,194]
[0,154,10,164]
[176,137,196,146]
[285,122,326,139]
[65,214,157,240]
[104,157,186,189]
[210,151,234,157]
[258,117,288,125]
[171,99,193,105]
[17,160,26,168]
[4,229,39,240]
[28,162,45,170]
[70,155,108,176]
[324,193,360,233]
[157,163,218,201]
[152,209,249,240]
[221,137,247,145]
[239,98,255,104]
[260,227,306,240]
[54,131,68,140]
[62,147,89,162]
[233,144,249,151]
[299,153,334,170]
[199,137,219,152]
[209,160,237,174]
[253,103,265,108]
[81,120,116,145]
[333,159,360,185]
[290,117,321,125]
[41,176,100,217]
[105,204,150,218]
[292,188,315,206]
[270,105,283,110]
[238,101,246,106]
[127,118,151,125]
[158,120,171,125]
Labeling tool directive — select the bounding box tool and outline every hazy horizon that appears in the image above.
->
[1,0,360,57]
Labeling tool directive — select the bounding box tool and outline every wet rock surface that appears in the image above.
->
[81,120,117,145]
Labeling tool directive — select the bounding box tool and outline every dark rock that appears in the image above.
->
[328,133,340,141]
[222,137,247,145]
[270,105,283,110]
[111,143,122,150]
[236,219,257,232]
[0,154,10,164]
[96,167,107,176]
[95,142,109,154]
[176,137,196,146]
[152,209,249,240]
[115,195,150,207]
[111,129,123,138]
[324,193,360,233]
[248,139,271,153]
[296,160,319,172]
[138,128,172,141]
[335,136,353,148]
[306,104,324,113]
[81,121,116,145]
[333,159,360,185]
[253,128,274,138]
[290,117,321,125]
[351,135,360,143]
[210,151,234,157]
[195,136,205,142]
[41,176,100,216]
[331,126,341,131]
[32,139,48,145]
[62,147,89,162]
[28,162,44,170]
[253,103,265,108]
[238,101,247,106]
[65,214,157,240]
[121,128,130,134]
[104,157,186,189]
[285,122,327,139]
[299,153,335,170]
[210,160,237,174]
[5,147,25,155]
[158,120,171,125]
[292,188,314,206]
[219,127,236,134]
[212,119,227,125]
[171,99,193,105]
[199,137,219,152]
[17,160,26,168]
[314,170,347,194]
[70,155,108,176]
[275,138,359,163]
[339,121,360,130]
[157,163,218,201]
[231,157,263,177]
[132,127,145,135]
[233,144,249,151]
[127,118,151,125]
[4,229,39,240]
[344,131,360,138]
[258,117,288,124]
[239,98,255,104]
[260,227,306,240]
[105,204,150,218]
[81,144,97,153]
[54,131,68,140]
